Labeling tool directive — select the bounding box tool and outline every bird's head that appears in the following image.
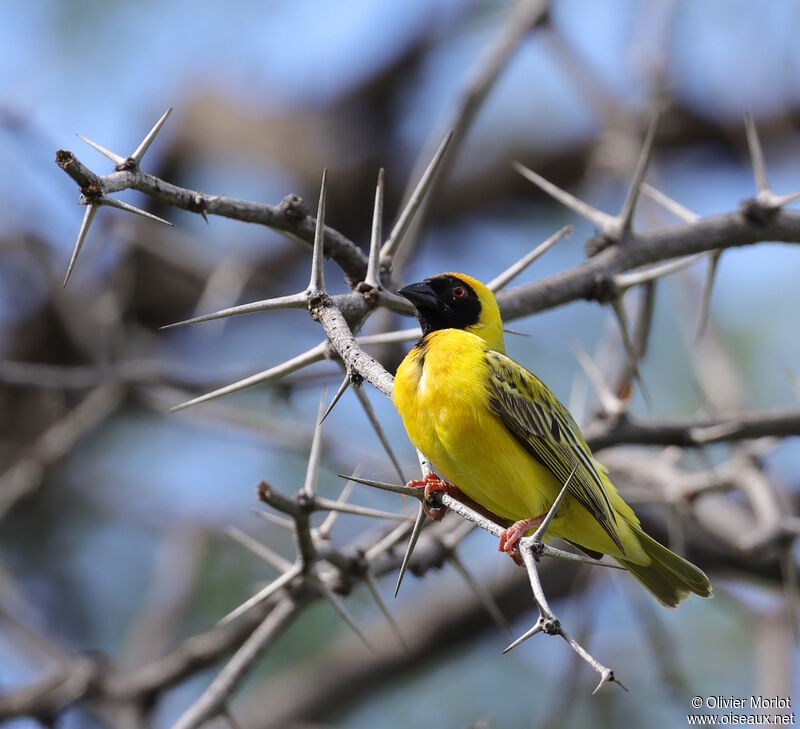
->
[398,272,505,352]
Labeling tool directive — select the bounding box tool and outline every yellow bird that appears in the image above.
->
[393,272,711,607]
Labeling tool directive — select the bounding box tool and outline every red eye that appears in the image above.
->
[452,285,467,299]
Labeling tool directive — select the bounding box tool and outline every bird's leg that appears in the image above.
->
[406,472,462,521]
[498,516,545,564]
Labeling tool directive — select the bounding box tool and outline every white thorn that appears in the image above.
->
[488,225,573,292]
[449,551,512,638]
[744,111,769,197]
[161,292,307,330]
[617,113,660,233]
[313,570,374,651]
[170,342,327,411]
[364,571,407,650]
[695,251,722,341]
[316,477,356,540]
[337,473,418,497]
[610,296,650,405]
[571,341,624,417]
[394,502,426,598]
[502,619,544,654]
[99,196,173,226]
[131,107,173,165]
[302,387,327,496]
[225,527,293,573]
[308,169,327,293]
[218,564,301,625]
[353,385,407,484]
[771,189,800,207]
[530,464,578,543]
[614,252,708,290]
[63,203,99,287]
[75,133,125,166]
[513,162,617,234]
[642,183,699,223]
[356,328,421,346]
[537,544,625,569]
[313,497,410,522]
[319,373,351,424]
[251,509,294,532]
[364,168,384,288]
[381,131,453,261]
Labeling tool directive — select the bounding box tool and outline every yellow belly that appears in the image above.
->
[393,330,561,523]
[392,329,647,561]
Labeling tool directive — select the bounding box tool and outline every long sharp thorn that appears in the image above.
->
[337,473,418,497]
[99,196,173,226]
[695,251,721,342]
[309,169,327,292]
[131,107,173,164]
[618,113,660,233]
[171,342,326,411]
[538,544,625,568]
[593,670,627,694]
[218,564,300,625]
[365,520,414,562]
[356,328,421,346]
[75,133,125,165]
[353,385,407,484]
[744,111,769,196]
[513,162,617,233]
[251,509,294,531]
[614,252,708,290]
[364,168,384,288]
[381,131,453,260]
[642,183,699,223]
[313,498,409,522]
[364,571,407,650]
[225,527,293,573]
[531,465,578,543]
[502,619,544,654]
[610,296,650,406]
[488,224,573,292]
[394,502,427,598]
[303,387,327,496]
[571,341,622,417]
[313,572,374,651]
[160,293,308,330]
[771,189,800,207]
[320,373,351,424]
[449,551,512,638]
[316,478,355,539]
[63,203,99,287]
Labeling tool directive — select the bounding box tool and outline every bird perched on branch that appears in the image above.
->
[393,272,711,607]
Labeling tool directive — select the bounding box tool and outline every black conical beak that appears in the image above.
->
[398,281,440,311]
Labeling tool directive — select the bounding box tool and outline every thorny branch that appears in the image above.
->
[5,7,800,727]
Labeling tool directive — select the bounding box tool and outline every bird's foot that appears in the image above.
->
[406,473,461,521]
[498,516,545,564]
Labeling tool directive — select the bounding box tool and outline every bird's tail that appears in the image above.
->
[620,525,712,607]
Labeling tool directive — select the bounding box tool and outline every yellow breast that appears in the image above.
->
[393,329,559,521]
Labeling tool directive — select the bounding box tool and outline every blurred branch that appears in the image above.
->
[585,407,800,450]
[0,384,124,521]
